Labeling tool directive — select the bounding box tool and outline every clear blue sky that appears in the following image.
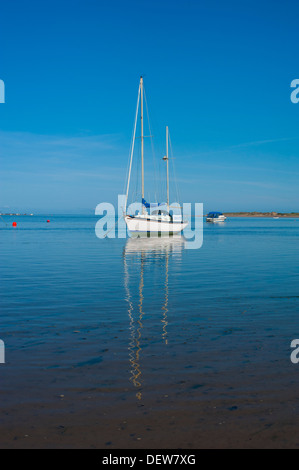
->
[1,0,299,213]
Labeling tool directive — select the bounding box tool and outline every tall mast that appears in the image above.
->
[140,76,144,208]
[166,126,169,208]
[125,83,141,212]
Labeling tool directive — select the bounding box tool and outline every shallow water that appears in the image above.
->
[1,215,299,448]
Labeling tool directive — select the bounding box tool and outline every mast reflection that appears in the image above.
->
[123,235,185,400]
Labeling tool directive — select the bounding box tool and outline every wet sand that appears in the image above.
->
[1,336,299,449]
[1,387,299,449]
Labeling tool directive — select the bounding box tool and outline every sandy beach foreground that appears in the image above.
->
[0,364,298,449]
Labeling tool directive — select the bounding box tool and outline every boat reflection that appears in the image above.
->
[123,235,185,400]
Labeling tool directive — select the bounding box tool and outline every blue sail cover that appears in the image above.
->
[142,198,166,208]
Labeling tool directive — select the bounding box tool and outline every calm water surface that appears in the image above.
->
[1,215,299,448]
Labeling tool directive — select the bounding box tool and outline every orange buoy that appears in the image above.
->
[12,221,17,227]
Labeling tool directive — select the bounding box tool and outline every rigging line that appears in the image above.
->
[123,134,133,199]
[143,87,159,203]
[157,145,163,204]
[125,84,141,211]
[133,144,141,206]
[155,123,164,204]
[169,133,181,205]
[123,136,132,199]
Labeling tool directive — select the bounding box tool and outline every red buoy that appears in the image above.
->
[12,221,17,227]
[47,220,50,223]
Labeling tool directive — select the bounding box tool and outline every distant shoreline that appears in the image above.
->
[0,213,34,216]
[222,212,299,218]
[2,212,299,218]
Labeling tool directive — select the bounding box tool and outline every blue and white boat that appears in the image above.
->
[206,211,226,223]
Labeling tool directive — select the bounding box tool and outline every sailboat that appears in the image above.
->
[124,77,188,237]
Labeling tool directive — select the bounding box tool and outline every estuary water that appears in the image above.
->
[1,215,299,448]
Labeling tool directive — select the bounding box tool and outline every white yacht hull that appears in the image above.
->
[125,215,188,236]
